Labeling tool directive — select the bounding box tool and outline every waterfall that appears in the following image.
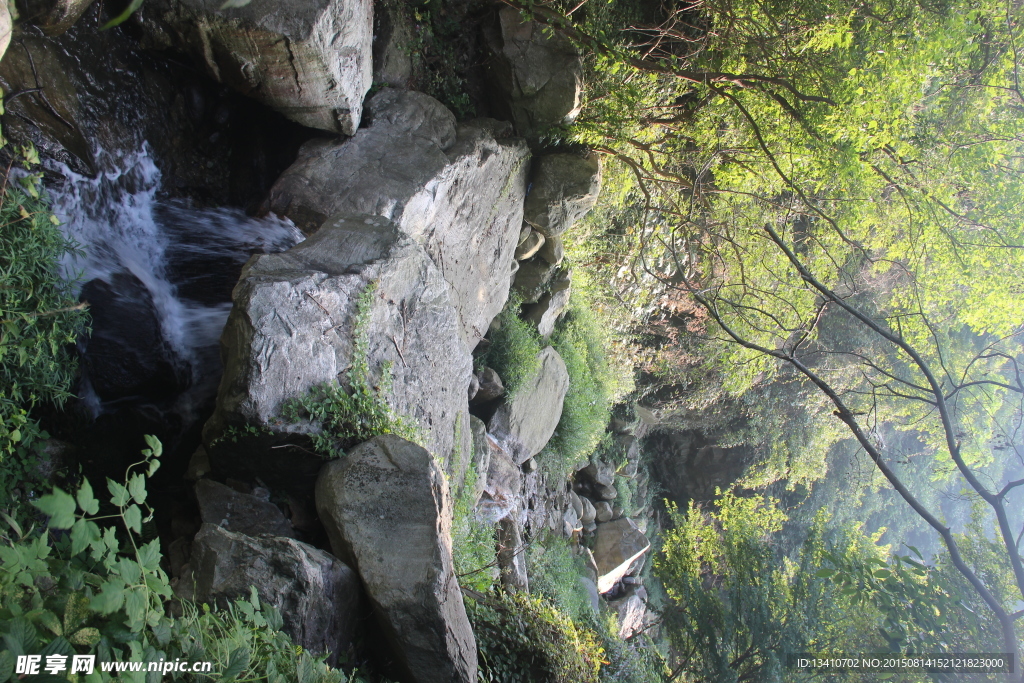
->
[49,144,304,420]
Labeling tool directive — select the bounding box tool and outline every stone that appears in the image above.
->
[514,229,545,260]
[578,576,601,614]
[517,224,532,246]
[265,89,530,346]
[205,213,472,495]
[145,0,372,135]
[522,153,602,238]
[521,457,537,474]
[609,594,646,640]
[582,548,599,582]
[537,234,564,265]
[488,346,569,464]
[563,507,582,536]
[593,518,650,594]
[467,373,480,402]
[579,461,615,488]
[0,2,12,59]
[185,446,211,482]
[373,0,414,88]
[512,259,557,304]
[594,500,613,524]
[78,273,186,402]
[579,496,596,524]
[483,6,583,140]
[524,274,571,337]
[167,537,191,579]
[497,517,529,592]
[177,524,360,665]
[568,490,583,520]
[15,0,93,34]
[595,483,618,501]
[472,367,505,403]
[194,479,295,538]
[315,435,477,683]
[478,434,522,523]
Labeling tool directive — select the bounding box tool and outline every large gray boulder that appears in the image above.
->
[483,6,583,140]
[488,346,569,464]
[194,479,295,538]
[144,0,372,134]
[524,275,571,337]
[315,435,477,683]
[477,434,522,523]
[265,89,530,346]
[177,524,360,665]
[593,518,650,594]
[523,153,602,238]
[204,213,472,491]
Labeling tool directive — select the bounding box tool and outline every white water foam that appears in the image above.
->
[49,144,303,418]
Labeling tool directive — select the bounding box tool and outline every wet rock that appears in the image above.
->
[265,89,530,346]
[497,517,529,592]
[488,346,569,464]
[523,153,602,238]
[315,435,477,683]
[195,479,295,538]
[483,6,583,141]
[593,518,650,594]
[145,0,372,135]
[15,0,93,34]
[472,367,505,403]
[514,229,545,260]
[79,273,185,401]
[185,446,211,482]
[178,524,360,666]
[205,213,472,493]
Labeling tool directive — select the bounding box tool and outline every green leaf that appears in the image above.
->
[32,489,76,529]
[142,434,162,459]
[123,504,142,534]
[107,479,130,507]
[136,539,161,571]
[127,473,146,505]
[70,517,97,556]
[0,650,14,683]
[99,0,145,29]
[39,636,75,658]
[38,609,62,636]
[76,478,100,515]
[90,577,127,614]
[221,646,251,681]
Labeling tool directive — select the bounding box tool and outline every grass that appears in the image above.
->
[478,292,543,398]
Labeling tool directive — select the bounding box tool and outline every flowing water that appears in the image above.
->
[49,145,303,423]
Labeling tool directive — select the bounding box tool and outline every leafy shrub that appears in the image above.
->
[479,293,542,398]
[467,590,604,683]
[543,299,626,478]
[0,437,353,682]
[451,461,498,593]
[526,536,595,624]
[0,139,89,507]
[279,282,418,458]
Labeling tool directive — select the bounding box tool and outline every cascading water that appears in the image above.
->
[49,144,304,423]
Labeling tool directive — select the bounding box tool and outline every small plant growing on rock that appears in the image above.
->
[280,282,418,458]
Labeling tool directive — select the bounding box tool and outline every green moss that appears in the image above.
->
[479,293,543,398]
